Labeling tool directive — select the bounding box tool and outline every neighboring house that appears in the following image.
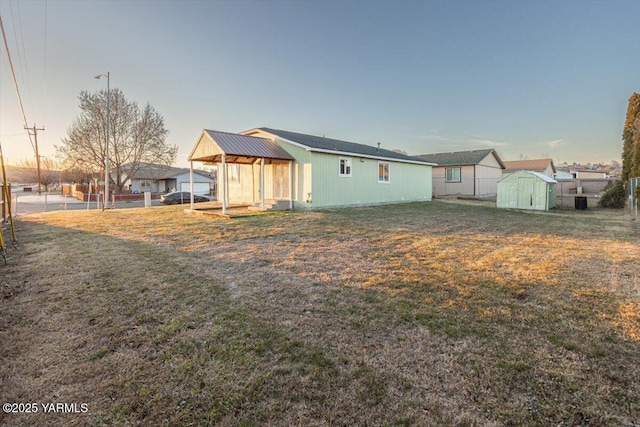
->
[502,158,556,178]
[554,170,575,180]
[416,149,505,197]
[497,170,557,211]
[119,162,216,195]
[575,170,608,179]
[187,128,435,211]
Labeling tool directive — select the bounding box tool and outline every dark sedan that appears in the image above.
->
[160,191,210,205]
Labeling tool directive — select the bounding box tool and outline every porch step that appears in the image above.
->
[247,199,291,211]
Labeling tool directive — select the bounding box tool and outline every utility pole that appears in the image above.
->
[25,124,45,195]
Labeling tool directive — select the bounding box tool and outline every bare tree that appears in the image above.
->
[56,89,177,193]
[14,157,60,191]
[57,159,97,185]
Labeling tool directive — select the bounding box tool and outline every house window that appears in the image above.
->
[445,167,461,183]
[140,180,152,188]
[378,162,390,183]
[339,157,352,177]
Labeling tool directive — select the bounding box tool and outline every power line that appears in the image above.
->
[7,1,31,111]
[0,14,36,153]
[42,0,48,125]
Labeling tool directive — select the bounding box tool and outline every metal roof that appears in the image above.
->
[500,170,557,183]
[258,127,435,165]
[417,149,505,168]
[189,130,294,163]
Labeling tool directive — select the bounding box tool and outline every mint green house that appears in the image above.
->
[188,128,434,212]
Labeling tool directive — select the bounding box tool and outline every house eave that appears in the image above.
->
[305,147,436,166]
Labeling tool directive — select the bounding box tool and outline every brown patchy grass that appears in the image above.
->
[0,201,638,426]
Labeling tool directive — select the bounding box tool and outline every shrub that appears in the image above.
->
[602,180,616,192]
[598,181,626,208]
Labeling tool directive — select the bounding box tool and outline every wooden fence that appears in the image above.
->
[69,184,160,202]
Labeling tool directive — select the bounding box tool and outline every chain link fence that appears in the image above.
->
[630,177,639,218]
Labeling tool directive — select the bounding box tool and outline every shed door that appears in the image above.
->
[517,177,535,209]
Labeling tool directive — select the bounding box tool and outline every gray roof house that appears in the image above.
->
[188,127,435,213]
[417,149,505,197]
[120,162,216,195]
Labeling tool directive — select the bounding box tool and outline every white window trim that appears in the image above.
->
[339,157,352,178]
[378,161,390,183]
[445,167,461,183]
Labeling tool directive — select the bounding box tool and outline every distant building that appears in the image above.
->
[574,169,609,179]
[502,158,556,178]
[118,162,216,195]
[417,149,505,197]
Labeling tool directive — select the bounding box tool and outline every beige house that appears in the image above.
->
[503,158,556,178]
[575,170,608,179]
[417,149,505,196]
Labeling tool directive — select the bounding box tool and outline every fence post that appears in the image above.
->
[1,184,5,222]
[630,177,638,219]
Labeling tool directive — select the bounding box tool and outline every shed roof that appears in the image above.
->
[188,130,294,164]
[254,127,435,165]
[499,170,557,183]
[416,149,505,168]
[503,158,556,173]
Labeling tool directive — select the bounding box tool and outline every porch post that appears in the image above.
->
[221,154,227,215]
[251,160,256,206]
[289,159,293,210]
[189,161,194,210]
[260,158,265,211]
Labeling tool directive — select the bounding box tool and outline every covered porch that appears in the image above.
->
[187,130,295,215]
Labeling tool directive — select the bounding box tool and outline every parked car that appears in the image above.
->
[160,191,209,205]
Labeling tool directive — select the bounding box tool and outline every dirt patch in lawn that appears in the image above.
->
[1,201,638,426]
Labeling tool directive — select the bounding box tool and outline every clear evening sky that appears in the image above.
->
[1,0,639,167]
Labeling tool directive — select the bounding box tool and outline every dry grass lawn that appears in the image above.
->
[1,201,639,426]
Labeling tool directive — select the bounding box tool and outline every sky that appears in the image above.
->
[1,0,639,168]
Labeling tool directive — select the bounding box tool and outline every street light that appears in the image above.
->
[95,72,110,210]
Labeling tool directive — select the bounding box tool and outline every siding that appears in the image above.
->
[309,152,431,208]
[432,165,475,196]
[221,129,432,209]
[475,155,504,196]
[223,164,254,203]
[432,153,502,196]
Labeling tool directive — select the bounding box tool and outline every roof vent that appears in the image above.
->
[377,142,381,152]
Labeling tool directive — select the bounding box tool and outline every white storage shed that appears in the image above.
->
[497,170,557,211]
